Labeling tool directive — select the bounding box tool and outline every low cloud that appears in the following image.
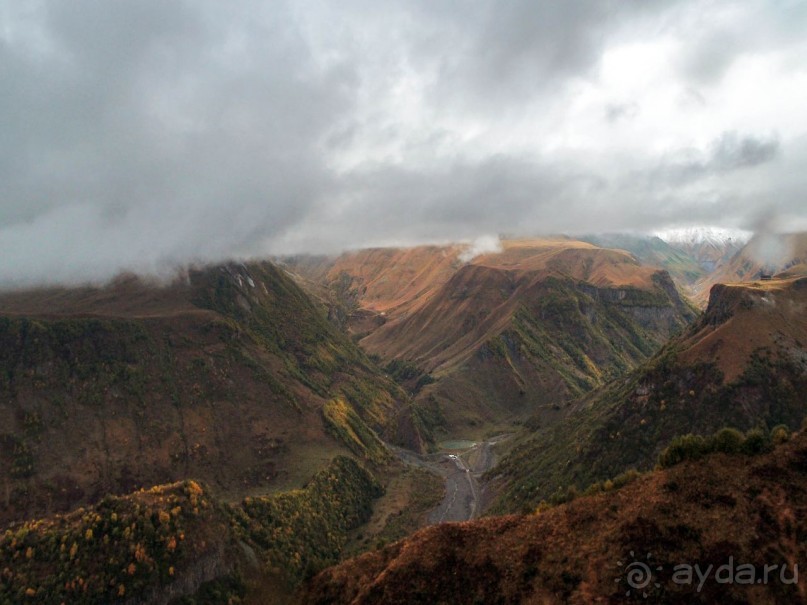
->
[0,1,805,288]
[459,235,504,263]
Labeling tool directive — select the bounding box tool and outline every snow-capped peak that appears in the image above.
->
[654,226,752,247]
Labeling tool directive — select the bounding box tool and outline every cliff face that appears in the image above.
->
[689,232,807,306]
[493,275,807,513]
[362,263,696,437]
[0,262,422,526]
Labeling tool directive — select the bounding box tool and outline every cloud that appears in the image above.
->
[0,0,806,288]
[604,102,639,123]
[459,235,503,263]
[709,132,780,171]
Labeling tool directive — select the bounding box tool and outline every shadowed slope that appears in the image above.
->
[303,430,807,604]
[0,262,425,526]
[493,275,807,513]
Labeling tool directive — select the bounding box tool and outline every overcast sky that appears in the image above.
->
[2,0,806,286]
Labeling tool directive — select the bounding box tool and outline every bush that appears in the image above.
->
[713,428,745,454]
[771,424,791,445]
[658,434,708,468]
[741,428,771,455]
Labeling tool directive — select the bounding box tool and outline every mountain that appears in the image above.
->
[0,262,429,527]
[687,232,807,306]
[492,274,807,513]
[292,238,697,438]
[657,227,749,273]
[581,233,706,285]
[303,428,806,604]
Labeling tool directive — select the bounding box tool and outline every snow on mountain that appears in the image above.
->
[655,227,751,274]
[654,226,752,247]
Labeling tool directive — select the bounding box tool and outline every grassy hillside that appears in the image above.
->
[303,427,807,604]
[356,241,697,437]
[581,233,705,285]
[0,262,427,526]
[492,275,807,513]
[0,456,384,604]
[291,239,697,439]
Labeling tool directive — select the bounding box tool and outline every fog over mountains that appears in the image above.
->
[2,0,807,287]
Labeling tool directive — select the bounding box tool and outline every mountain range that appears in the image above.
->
[1,230,806,603]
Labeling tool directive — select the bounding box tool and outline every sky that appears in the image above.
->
[1,0,807,286]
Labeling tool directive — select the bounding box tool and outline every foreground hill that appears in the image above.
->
[0,456,384,604]
[0,262,427,526]
[296,239,697,437]
[493,275,807,513]
[303,428,807,604]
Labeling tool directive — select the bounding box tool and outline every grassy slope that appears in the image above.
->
[303,429,807,605]
[303,239,697,439]
[581,233,706,285]
[689,232,807,306]
[492,276,807,513]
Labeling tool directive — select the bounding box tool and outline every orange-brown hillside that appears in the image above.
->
[678,276,807,382]
[303,430,807,604]
[328,239,697,436]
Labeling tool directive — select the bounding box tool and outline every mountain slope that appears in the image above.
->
[0,262,426,526]
[658,227,748,273]
[689,232,807,306]
[581,233,706,285]
[352,239,697,437]
[0,456,383,604]
[303,430,807,604]
[493,275,807,513]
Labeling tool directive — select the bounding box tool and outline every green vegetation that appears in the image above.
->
[0,481,226,605]
[488,275,694,402]
[228,456,382,588]
[362,468,444,550]
[322,398,391,464]
[0,455,386,603]
[657,425,788,468]
[492,341,807,515]
[580,234,706,284]
[0,262,427,527]
[384,359,435,393]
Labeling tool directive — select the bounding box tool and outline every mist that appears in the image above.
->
[2,0,807,288]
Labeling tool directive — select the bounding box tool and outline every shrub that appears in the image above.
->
[713,428,745,454]
[658,434,708,468]
[771,424,791,445]
[741,428,771,455]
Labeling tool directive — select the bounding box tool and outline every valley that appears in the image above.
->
[1,231,806,604]
[392,434,508,525]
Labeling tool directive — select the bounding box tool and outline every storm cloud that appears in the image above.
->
[1,0,806,287]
